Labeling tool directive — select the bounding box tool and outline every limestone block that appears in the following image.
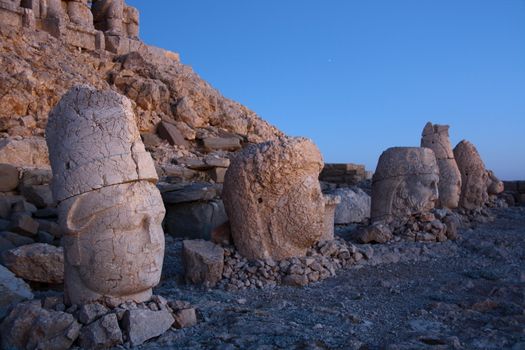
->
[46,85,157,202]
[2,243,64,283]
[8,212,39,236]
[0,264,33,319]
[223,137,325,260]
[202,136,241,152]
[453,140,489,210]
[78,313,122,349]
[183,239,224,287]
[371,147,439,223]
[421,122,462,209]
[77,302,109,324]
[320,194,340,241]
[0,137,49,167]
[0,301,81,350]
[0,163,19,192]
[157,121,189,147]
[332,187,371,224]
[122,309,174,347]
[173,308,197,329]
[164,200,227,240]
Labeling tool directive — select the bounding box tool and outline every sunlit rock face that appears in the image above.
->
[420,122,461,209]
[222,137,325,261]
[453,140,490,210]
[46,85,165,306]
[371,147,439,223]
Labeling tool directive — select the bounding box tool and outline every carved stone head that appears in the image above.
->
[453,140,489,210]
[46,85,164,306]
[420,122,461,209]
[371,147,439,223]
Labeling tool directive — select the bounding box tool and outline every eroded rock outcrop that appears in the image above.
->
[223,137,325,260]
[421,122,461,209]
[46,85,165,306]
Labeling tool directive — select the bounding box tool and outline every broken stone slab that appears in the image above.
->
[77,302,110,325]
[0,300,81,350]
[173,308,197,329]
[204,155,230,168]
[354,222,393,244]
[208,167,227,183]
[320,194,341,241]
[122,309,174,347]
[0,231,35,247]
[332,187,371,224]
[164,200,228,240]
[2,243,64,283]
[8,212,39,236]
[160,182,219,204]
[183,239,224,287]
[202,137,242,152]
[0,163,19,192]
[20,184,54,208]
[0,137,50,167]
[157,121,190,148]
[0,264,34,319]
[79,313,123,349]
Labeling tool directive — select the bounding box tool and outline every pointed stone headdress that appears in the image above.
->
[46,84,157,202]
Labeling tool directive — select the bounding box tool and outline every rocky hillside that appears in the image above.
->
[0,20,283,178]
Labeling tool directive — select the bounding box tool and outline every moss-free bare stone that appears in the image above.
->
[0,163,19,192]
[2,243,64,283]
[183,239,224,287]
[223,137,325,260]
[123,309,174,347]
[453,140,488,210]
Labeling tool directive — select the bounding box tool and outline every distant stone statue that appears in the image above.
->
[91,0,138,37]
[486,169,504,196]
[453,140,503,209]
[420,122,461,209]
[66,0,93,27]
[46,85,165,306]
[222,137,325,260]
[371,147,439,223]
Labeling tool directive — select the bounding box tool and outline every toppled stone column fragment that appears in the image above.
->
[46,85,165,306]
[371,147,439,223]
[421,122,462,208]
[453,140,488,210]
[223,137,325,260]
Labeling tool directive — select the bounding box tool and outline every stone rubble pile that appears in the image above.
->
[0,294,197,349]
[183,238,370,291]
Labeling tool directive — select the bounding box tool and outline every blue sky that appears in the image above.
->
[128,0,525,180]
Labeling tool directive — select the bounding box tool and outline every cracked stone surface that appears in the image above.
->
[46,85,166,306]
[222,137,325,260]
[421,122,462,209]
[371,147,439,223]
[46,84,157,203]
[453,140,490,210]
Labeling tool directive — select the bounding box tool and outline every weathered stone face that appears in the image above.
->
[421,122,461,209]
[371,147,439,223]
[60,182,165,305]
[66,0,93,27]
[46,85,165,306]
[453,140,489,210]
[92,0,124,35]
[222,137,325,261]
[486,169,504,195]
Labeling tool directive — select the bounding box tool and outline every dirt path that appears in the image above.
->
[145,207,525,350]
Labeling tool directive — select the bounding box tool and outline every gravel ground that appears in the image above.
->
[138,207,524,350]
